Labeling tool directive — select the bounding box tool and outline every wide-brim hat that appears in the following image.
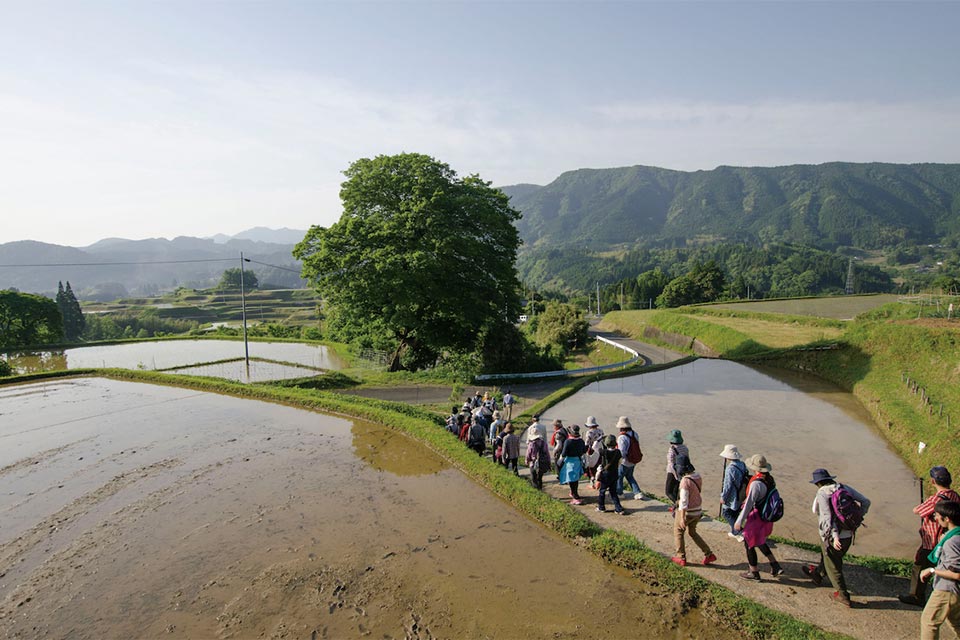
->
[603,434,617,448]
[585,416,599,427]
[616,416,632,430]
[810,468,836,484]
[746,454,771,472]
[668,429,683,444]
[719,444,742,460]
[528,428,543,441]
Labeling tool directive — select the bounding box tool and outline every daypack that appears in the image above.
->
[468,423,485,447]
[830,484,865,531]
[759,486,785,523]
[626,431,643,464]
[530,444,547,475]
[730,463,748,504]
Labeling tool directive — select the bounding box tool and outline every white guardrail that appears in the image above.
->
[475,336,640,381]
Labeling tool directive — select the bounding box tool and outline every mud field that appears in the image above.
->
[0,378,734,639]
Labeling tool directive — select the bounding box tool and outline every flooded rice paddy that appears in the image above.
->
[545,359,919,557]
[0,378,732,639]
[3,340,346,379]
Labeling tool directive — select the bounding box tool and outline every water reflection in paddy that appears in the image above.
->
[3,339,346,375]
[546,359,920,557]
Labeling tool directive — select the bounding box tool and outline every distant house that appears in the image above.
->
[518,314,528,323]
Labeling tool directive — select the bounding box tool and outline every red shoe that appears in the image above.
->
[671,557,686,567]
[702,553,717,566]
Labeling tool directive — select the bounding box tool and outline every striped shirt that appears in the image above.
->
[916,488,960,549]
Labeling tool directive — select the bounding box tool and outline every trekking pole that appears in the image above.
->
[718,458,728,518]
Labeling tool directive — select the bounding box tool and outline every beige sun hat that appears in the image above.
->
[585,416,599,427]
[616,416,632,430]
[719,444,742,460]
[745,454,771,472]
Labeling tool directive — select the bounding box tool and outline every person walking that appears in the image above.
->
[525,430,550,490]
[671,454,717,567]
[584,416,604,488]
[502,389,515,421]
[595,435,626,515]
[734,454,784,581]
[501,423,520,474]
[901,466,960,607]
[559,425,587,504]
[616,417,645,500]
[719,444,749,542]
[525,414,547,444]
[489,410,505,443]
[802,468,871,608]
[919,500,960,640]
[665,429,689,511]
[466,416,486,456]
[551,419,569,481]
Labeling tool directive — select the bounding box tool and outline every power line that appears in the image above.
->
[0,258,236,268]
[244,258,303,274]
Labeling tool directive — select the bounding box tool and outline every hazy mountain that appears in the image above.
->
[0,234,305,297]
[501,162,960,250]
[231,227,307,244]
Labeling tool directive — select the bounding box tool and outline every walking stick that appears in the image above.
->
[718,457,728,518]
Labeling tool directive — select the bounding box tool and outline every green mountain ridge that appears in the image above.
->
[501,162,960,250]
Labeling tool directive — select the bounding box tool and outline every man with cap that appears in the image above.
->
[901,466,960,607]
[803,468,871,607]
[616,416,645,500]
[719,444,749,541]
[502,389,515,421]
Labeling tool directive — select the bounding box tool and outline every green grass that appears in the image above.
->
[706,294,899,319]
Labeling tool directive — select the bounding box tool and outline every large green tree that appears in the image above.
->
[294,153,522,371]
[0,290,64,348]
[218,268,259,290]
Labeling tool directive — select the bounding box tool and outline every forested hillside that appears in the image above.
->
[502,162,960,250]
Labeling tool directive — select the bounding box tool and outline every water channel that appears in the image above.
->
[0,378,730,638]
[543,359,921,558]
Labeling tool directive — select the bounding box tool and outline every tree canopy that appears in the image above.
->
[0,290,64,349]
[218,268,259,290]
[294,153,522,371]
[56,281,85,341]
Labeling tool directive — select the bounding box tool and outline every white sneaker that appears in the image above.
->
[728,532,744,542]
[634,493,646,500]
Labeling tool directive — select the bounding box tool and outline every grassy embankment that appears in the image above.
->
[601,298,960,577]
[0,367,846,640]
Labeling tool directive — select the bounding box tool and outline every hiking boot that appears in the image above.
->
[771,563,785,578]
[802,564,823,585]
[702,553,717,566]
[831,591,852,608]
[739,571,761,581]
[898,595,923,607]
[671,557,687,567]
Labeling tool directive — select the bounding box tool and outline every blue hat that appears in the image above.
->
[809,468,836,484]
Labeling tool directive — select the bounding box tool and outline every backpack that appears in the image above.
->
[757,476,783,522]
[530,443,546,475]
[626,431,643,464]
[468,423,485,447]
[730,463,748,504]
[830,484,865,531]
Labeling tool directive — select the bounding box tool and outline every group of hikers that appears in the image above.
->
[447,393,960,637]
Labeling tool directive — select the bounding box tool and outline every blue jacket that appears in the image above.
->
[721,459,749,510]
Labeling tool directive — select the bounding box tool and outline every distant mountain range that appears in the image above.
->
[500,162,960,251]
[0,228,308,298]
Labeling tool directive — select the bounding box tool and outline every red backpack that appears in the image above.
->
[626,431,643,464]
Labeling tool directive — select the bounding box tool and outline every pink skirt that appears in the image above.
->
[743,508,774,548]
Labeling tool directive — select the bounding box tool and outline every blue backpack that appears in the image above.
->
[759,485,785,523]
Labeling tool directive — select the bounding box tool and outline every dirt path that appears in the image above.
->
[534,472,941,640]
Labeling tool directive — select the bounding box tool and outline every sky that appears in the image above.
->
[1,1,958,247]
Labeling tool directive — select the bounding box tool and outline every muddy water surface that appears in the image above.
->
[0,379,731,639]
[544,360,919,557]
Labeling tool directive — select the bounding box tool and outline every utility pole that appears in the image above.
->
[596,281,600,316]
[619,281,624,310]
[240,252,250,368]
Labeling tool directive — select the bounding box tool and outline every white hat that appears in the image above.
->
[616,416,632,430]
[585,416,599,427]
[719,444,742,460]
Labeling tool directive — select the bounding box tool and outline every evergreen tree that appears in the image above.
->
[57,281,85,341]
